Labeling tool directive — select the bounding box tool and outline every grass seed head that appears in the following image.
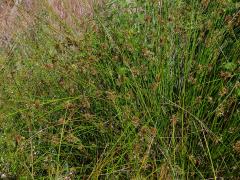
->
[64,101,75,109]
[207,96,213,103]
[201,0,210,9]
[82,113,93,120]
[216,105,225,117]
[142,48,154,58]
[188,75,196,85]
[15,134,25,145]
[233,141,240,154]
[145,15,152,23]
[58,118,65,125]
[195,96,202,104]
[220,71,232,80]
[81,97,91,109]
[131,66,141,77]
[106,91,117,102]
[65,133,79,144]
[132,116,140,128]
[34,100,41,109]
[150,127,157,137]
[219,87,228,97]
[150,81,159,91]
[51,135,60,145]
[44,63,54,69]
[170,115,178,125]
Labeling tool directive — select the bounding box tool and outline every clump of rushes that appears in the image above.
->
[0,0,239,179]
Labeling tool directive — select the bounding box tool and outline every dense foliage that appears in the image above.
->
[0,0,239,179]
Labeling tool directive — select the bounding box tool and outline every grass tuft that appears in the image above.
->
[0,0,239,179]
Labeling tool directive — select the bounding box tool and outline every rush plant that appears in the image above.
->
[0,0,239,179]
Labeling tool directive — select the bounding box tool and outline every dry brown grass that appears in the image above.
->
[0,0,102,46]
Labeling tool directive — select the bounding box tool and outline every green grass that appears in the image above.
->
[0,0,240,179]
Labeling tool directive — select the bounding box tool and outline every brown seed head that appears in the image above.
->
[195,96,202,104]
[106,91,117,102]
[150,127,157,137]
[82,113,93,120]
[216,105,225,117]
[15,134,25,145]
[220,71,232,80]
[145,15,152,23]
[219,87,228,97]
[170,115,178,125]
[58,118,65,125]
[233,141,240,153]
[81,97,91,109]
[188,75,196,84]
[132,116,140,128]
[207,96,213,103]
[64,102,75,109]
[65,133,79,144]
[34,100,41,109]
[44,63,54,69]
[131,66,140,77]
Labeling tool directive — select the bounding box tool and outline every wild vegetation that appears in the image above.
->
[0,0,239,179]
